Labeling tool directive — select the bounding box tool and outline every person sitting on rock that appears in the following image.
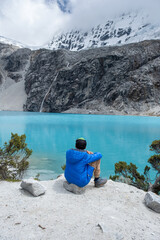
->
[64,137,107,188]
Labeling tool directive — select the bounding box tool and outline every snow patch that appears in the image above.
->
[0,80,27,111]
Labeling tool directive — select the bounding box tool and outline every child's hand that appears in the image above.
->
[87,150,93,154]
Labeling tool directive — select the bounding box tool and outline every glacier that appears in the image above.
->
[47,9,160,51]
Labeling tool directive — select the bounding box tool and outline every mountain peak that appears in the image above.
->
[47,9,160,51]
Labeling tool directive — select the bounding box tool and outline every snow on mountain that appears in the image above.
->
[0,36,26,48]
[47,9,160,51]
[1,8,160,52]
[0,35,48,50]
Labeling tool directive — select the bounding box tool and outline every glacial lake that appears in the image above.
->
[0,111,160,180]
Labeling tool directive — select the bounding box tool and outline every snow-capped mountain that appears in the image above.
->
[48,10,160,51]
[1,8,160,52]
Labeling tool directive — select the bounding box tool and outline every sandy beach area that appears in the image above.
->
[0,175,160,240]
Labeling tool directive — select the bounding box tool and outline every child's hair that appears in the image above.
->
[76,138,87,150]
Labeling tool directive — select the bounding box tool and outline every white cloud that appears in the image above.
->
[69,0,160,30]
[0,0,159,46]
[0,0,69,46]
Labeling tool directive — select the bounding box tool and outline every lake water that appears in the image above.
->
[0,111,160,180]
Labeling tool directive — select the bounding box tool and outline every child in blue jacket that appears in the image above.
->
[65,138,107,188]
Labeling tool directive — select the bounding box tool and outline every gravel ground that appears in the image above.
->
[0,176,160,240]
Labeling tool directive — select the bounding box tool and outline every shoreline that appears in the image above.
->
[0,109,160,117]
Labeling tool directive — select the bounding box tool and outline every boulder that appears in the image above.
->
[144,191,160,213]
[63,181,86,194]
[20,179,46,197]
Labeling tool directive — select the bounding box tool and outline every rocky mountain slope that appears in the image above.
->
[0,43,31,110]
[0,40,160,115]
[48,10,160,51]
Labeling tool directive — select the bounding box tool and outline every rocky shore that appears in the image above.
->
[0,175,160,240]
[62,106,160,116]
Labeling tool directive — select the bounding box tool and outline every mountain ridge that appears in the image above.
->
[1,9,160,51]
[0,40,160,115]
[47,10,160,51]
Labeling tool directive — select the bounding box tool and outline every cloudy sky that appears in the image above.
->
[0,0,159,46]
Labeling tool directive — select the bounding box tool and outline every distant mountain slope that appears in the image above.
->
[48,10,160,51]
[1,40,160,115]
[0,43,31,111]
[24,40,160,115]
[0,36,25,48]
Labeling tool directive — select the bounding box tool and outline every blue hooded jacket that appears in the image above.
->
[64,149,102,187]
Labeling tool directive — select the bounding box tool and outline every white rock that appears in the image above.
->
[20,179,46,197]
[144,191,160,213]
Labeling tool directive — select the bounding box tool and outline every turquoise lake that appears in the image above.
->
[0,111,160,180]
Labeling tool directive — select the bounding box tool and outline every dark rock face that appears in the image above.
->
[3,48,31,82]
[0,73,2,84]
[100,31,110,41]
[0,43,31,85]
[4,48,31,72]
[24,40,160,114]
[1,40,160,114]
[116,27,132,38]
[24,49,78,112]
